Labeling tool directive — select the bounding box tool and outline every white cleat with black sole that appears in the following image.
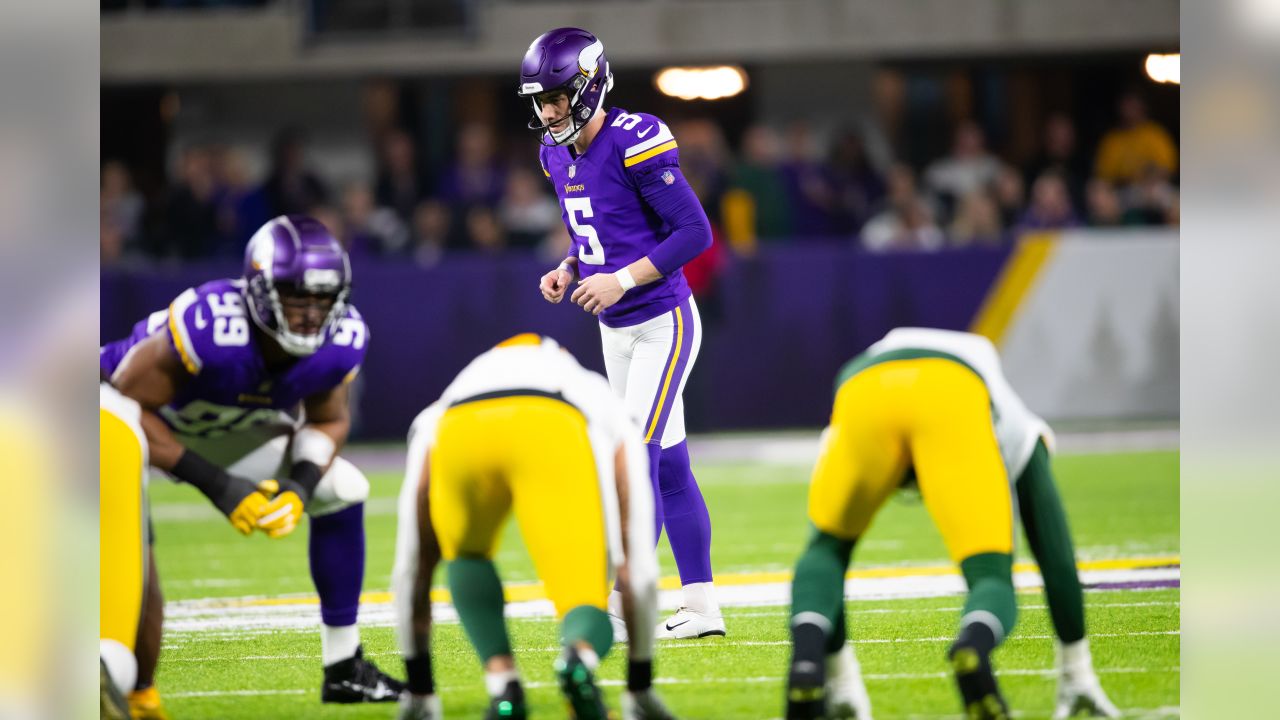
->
[825,644,873,719]
[654,607,726,639]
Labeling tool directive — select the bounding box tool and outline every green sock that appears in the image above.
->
[1016,439,1086,643]
[561,605,613,660]
[790,528,856,651]
[448,557,512,662]
[959,552,1017,643]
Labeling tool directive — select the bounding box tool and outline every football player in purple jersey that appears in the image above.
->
[101,215,404,709]
[524,27,725,640]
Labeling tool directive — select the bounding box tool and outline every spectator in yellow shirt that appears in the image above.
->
[1094,92,1178,184]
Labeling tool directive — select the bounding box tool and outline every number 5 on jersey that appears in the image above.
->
[565,197,605,265]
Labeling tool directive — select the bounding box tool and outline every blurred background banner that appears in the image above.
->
[102,229,1177,439]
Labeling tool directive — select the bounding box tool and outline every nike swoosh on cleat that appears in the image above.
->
[665,619,691,631]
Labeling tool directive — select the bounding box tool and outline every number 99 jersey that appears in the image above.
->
[541,107,693,328]
[99,278,368,440]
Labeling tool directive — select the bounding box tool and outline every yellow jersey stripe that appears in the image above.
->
[970,233,1056,344]
[223,554,1181,608]
[623,140,678,168]
[541,166,550,178]
[645,308,684,443]
[167,305,200,375]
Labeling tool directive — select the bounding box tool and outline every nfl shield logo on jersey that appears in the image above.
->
[568,165,576,179]
[662,170,674,185]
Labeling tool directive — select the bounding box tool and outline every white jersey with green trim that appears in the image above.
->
[867,327,1054,480]
[402,336,651,575]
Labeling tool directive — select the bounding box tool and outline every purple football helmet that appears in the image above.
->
[517,27,614,147]
[242,215,351,357]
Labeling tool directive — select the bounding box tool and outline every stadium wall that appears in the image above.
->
[976,228,1179,420]
[100,231,1176,439]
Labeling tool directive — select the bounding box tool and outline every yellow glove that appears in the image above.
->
[257,488,305,539]
[227,491,272,536]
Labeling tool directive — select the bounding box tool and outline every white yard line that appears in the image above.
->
[163,565,1179,634]
[168,668,1179,697]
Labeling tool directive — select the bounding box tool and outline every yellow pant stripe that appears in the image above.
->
[645,307,684,443]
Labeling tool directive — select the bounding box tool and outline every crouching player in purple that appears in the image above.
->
[524,27,724,639]
[101,215,404,707]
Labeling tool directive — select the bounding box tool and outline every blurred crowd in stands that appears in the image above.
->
[101,90,1177,268]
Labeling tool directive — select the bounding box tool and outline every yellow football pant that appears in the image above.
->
[100,406,147,652]
[808,358,1012,563]
[429,395,610,617]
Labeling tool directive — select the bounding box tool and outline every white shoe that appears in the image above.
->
[1053,639,1119,718]
[396,692,442,720]
[621,689,677,720]
[654,607,726,639]
[610,611,630,644]
[1053,671,1120,718]
[825,644,873,719]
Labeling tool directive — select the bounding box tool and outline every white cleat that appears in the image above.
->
[621,689,677,720]
[825,644,873,719]
[654,607,726,640]
[1053,672,1120,718]
[396,692,442,720]
[610,610,630,644]
[1054,640,1120,718]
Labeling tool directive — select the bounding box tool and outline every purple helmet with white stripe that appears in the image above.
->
[517,27,614,147]
[242,214,351,357]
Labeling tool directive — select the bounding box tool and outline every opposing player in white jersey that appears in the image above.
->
[786,328,1118,720]
[523,26,724,639]
[392,334,673,720]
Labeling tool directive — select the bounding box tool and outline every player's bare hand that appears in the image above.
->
[539,267,573,303]
[571,273,625,316]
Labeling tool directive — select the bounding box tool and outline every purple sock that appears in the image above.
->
[308,503,365,627]
[659,441,713,585]
[647,441,665,541]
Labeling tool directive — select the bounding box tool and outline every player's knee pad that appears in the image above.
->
[99,639,137,696]
[306,457,370,517]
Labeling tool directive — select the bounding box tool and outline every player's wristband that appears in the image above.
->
[171,449,248,517]
[557,261,577,280]
[615,267,637,292]
[292,426,336,468]
[627,659,653,691]
[405,654,435,695]
[281,460,324,505]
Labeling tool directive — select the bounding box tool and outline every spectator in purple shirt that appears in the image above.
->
[1015,171,1081,234]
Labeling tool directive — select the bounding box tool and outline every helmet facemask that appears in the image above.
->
[525,71,613,147]
[245,275,350,357]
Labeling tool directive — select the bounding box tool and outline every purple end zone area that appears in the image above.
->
[1087,578,1181,591]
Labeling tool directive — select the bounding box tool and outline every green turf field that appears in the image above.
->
[150,448,1179,719]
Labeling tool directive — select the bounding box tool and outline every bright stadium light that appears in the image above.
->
[654,66,748,101]
[1144,53,1180,85]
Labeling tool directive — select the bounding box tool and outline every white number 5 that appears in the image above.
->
[565,197,605,265]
